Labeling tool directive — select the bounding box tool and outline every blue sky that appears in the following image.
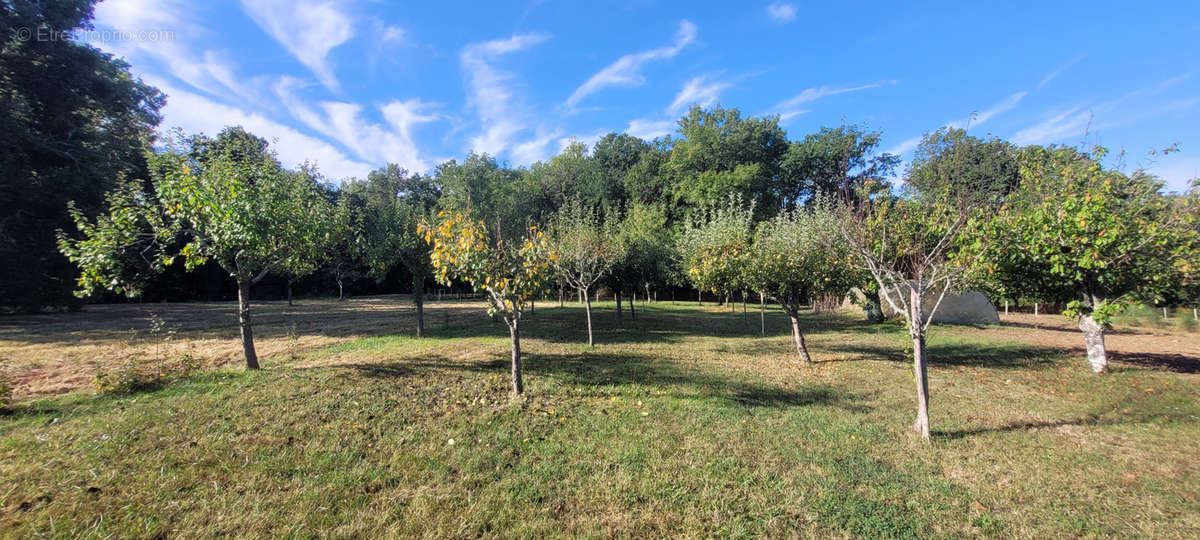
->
[89,0,1200,190]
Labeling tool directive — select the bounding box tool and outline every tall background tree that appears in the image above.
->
[1,0,164,312]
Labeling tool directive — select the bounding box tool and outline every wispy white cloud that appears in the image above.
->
[240,0,354,92]
[1011,106,1092,146]
[511,129,564,165]
[93,0,265,105]
[274,77,437,171]
[668,74,733,114]
[765,2,797,24]
[888,90,1028,158]
[774,80,897,121]
[885,136,921,158]
[460,32,552,155]
[566,20,697,109]
[626,118,676,140]
[1038,53,1087,90]
[947,91,1027,130]
[150,77,373,180]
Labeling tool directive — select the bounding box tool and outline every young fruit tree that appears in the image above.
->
[419,211,553,395]
[351,165,440,338]
[58,127,330,369]
[325,192,365,301]
[547,201,620,346]
[838,128,1012,440]
[677,197,754,313]
[978,146,1198,373]
[746,200,856,364]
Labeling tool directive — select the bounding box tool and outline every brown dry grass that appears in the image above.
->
[0,295,488,399]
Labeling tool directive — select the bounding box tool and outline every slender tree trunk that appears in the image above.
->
[615,289,624,328]
[645,283,650,304]
[337,276,345,301]
[237,279,260,370]
[909,288,931,441]
[413,274,425,338]
[759,291,766,337]
[698,289,702,305]
[788,309,812,364]
[507,317,523,395]
[579,289,584,304]
[559,287,564,308]
[911,330,931,440]
[583,287,595,347]
[286,279,294,307]
[742,293,747,314]
[629,292,635,320]
[1078,314,1108,373]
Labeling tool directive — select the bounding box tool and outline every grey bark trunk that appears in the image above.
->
[286,279,294,307]
[1078,314,1109,373]
[759,292,766,337]
[237,280,260,370]
[698,289,702,305]
[583,288,595,347]
[911,331,931,441]
[337,277,345,301]
[789,313,812,364]
[507,318,523,395]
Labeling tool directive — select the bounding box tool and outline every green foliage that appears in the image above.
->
[351,164,439,299]
[1,0,164,311]
[421,211,553,319]
[979,146,1197,326]
[780,124,899,208]
[59,127,331,295]
[547,200,621,292]
[748,200,857,313]
[667,106,789,216]
[677,196,755,298]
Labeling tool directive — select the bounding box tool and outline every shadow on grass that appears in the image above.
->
[997,320,1149,336]
[1109,351,1200,374]
[933,409,1199,440]
[337,349,872,413]
[827,342,1069,370]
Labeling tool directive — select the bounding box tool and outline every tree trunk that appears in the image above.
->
[337,276,345,301]
[286,279,294,307]
[615,290,623,328]
[759,292,766,337]
[583,287,595,347]
[911,331,931,441]
[698,289,702,305]
[629,292,635,320]
[559,287,564,308]
[413,274,425,338]
[237,279,260,370]
[1078,314,1108,374]
[507,317,523,395]
[865,289,884,323]
[788,312,812,364]
[645,283,651,304]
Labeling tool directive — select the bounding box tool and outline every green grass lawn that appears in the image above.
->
[2,302,1197,537]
